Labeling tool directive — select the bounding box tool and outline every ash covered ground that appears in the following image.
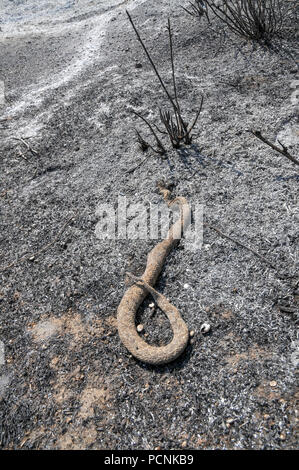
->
[0,0,298,450]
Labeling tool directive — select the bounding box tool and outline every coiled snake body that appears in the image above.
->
[117,186,191,365]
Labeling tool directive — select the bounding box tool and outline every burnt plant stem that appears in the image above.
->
[132,110,166,155]
[127,11,203,149]
[167,19,182,121]
[204,222,277,270]
[185,95,204,141]
[250,130,299,166]
[135,129,150,152]
[205,0,285,42]
[182,0,210,22]
[126,10,179,116]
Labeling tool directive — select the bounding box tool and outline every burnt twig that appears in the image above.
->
[127,11,203,150]
[204,222,277,270]
[205,0,286,42]
[135,129,150,152]
[126,11,177,112]
[250,129,299,166]
[182,0,210,22]
[132,111,166,155]
[126,154,149,175]
[12,136,39,156]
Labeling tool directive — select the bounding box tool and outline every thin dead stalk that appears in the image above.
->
[127,10,203,150]
[204,222,277,270]
[205,0,285,42]
[250,129,299,166]
[167,19,183,128]
[12,136,39,156]
[135,128,150,152]
[126,11,177,111]
[132,111,166,155]
[182,0,210,21]
[126,154,149,175]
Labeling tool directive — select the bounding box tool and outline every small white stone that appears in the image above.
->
[149,303,155,308]
[137,324,144,333]
[183,283,189,289]
[189,330,195,337]
[200,322,211,334]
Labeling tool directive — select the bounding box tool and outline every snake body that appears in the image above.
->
[117,188,191,365]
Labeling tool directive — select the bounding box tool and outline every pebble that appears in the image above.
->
[234,151,248,158]
[137,324,144,333]
[270,381,277,387]
[200,322,211,334]
[279,305,295,314]
[189,330,195,337]
[183,283,189,289]
[226,418,235,427]
[149,303,155,308]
